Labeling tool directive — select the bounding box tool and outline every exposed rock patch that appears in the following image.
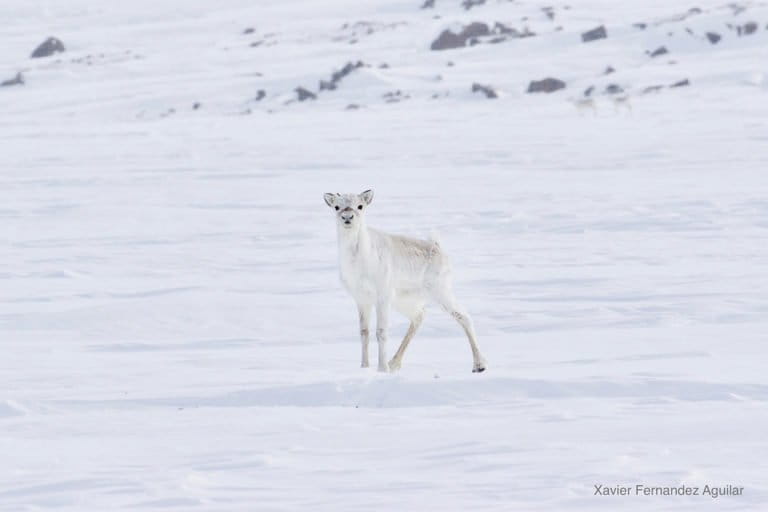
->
[471,82,498,98]
[0,72,24,87]
[706,32,721,44]
[649,46,668,57]
[319,61,364,91]
[462,0,486,10]
[527,77,566,93]
[31,37,65,58]
[740,22,758,35]
[295,87,317,101]
[670,78,690,88]
[430,22,490,50]
[581,25,607,43]
[642,85,663,94]
[383,90,409,103]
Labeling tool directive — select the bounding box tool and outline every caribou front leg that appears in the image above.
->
[358,303,371,368]
[375,299,390,372]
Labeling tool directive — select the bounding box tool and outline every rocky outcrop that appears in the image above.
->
[670,79,690,88]
[295,87,317,101]
[581,25,607,43]
[706,32,721,44]
[649,46,668,57]
[461,0,486,10]
[319,61,364,91]
[527,77,566,93]
[31,37,65,58]
[740,22,758,36]
[471,82,498,98]
[430,22,490,50]
[0,72,24,87]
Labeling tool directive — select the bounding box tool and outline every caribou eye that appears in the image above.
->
[335,206,340,211]
[358,205,363,210]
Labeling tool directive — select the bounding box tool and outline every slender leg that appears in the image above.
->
[388,310,424,372]
[358,304,371,368]
[436,292,486,373]
[375,300,390,372]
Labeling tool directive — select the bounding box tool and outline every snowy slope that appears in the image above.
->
[2,0,768,510]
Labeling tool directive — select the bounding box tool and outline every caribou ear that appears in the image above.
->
[323,193,338,208]
[360,189,374,205]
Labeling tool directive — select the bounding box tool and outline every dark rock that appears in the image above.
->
[584,85,595,97]
[685,27,694,35]
[431,30,465,50]
[383,90,409,103]
[493,22,519,35]
[581,25,607,43]
[706,32,721,44]
[527,77,566,93]
[295,87,316,101]
[488,36,506,44]
[542,7,555,20]
[30,37,65,58]
[250,41,263,48]
[430,22,490,50]
[604,65,615,74]
[463,22,491,39]
[379,63,389,69]
[447,61,454,67]
[743,22,758,35]
[642,85,663,94]
[255,89,266,101]
[650,46,668,57]
[461,0,486,10]
[0,72,24,87]
[243,27,255,34]
[670,79,690,88]
[729,4,747,15]
[319,60,364,91]
[471,82,498,98]
[604,83,623,95]
[633,23,647,30]
[421,0,435,8]
[192,102,201,110]
[345,103,361,110]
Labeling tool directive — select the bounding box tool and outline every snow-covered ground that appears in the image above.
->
[2,1,768,510]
